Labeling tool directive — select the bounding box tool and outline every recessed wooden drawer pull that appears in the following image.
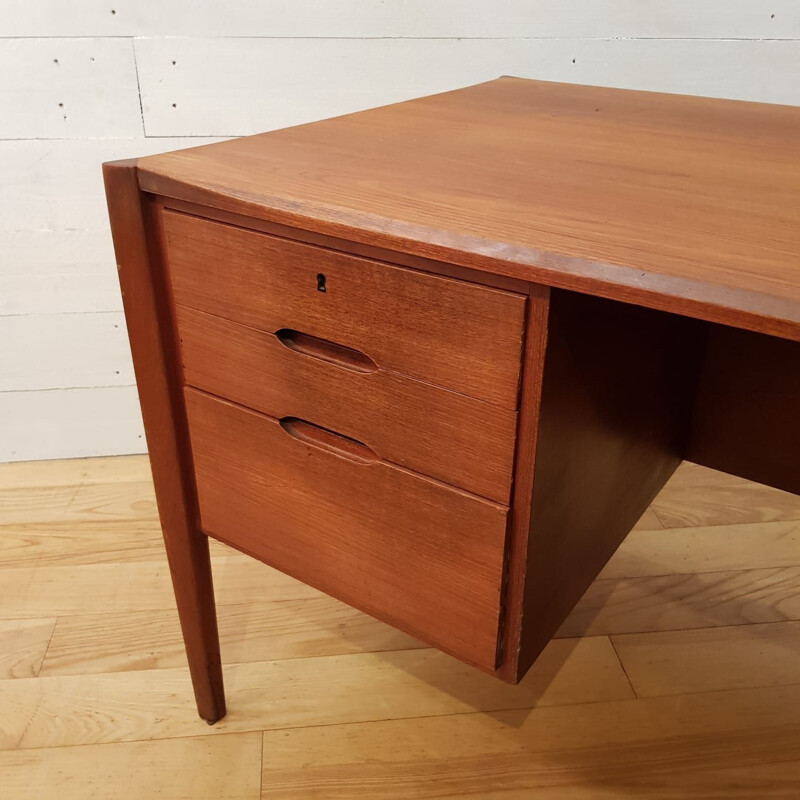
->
[279,416,378,464]
[275,328,377,374]
[176,306,517,502]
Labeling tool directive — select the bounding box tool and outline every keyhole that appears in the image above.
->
[316,273,327,292]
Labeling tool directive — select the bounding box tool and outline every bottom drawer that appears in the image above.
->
[184,387,509,671]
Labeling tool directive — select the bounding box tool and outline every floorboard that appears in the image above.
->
[0,456,797,797]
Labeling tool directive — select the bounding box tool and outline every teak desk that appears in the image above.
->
[104,78,800,723]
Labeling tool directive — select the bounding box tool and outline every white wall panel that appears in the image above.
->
[0,229,120,314]
[1,4,799,462]
[526,38,800,105]
[0,386,144,462]
[1,229,114,276]
[2,1,798,39]
[0,136,221,460]
[0,274,122,316]
[0,229,121,317]
[0,138,223,232]
[136,37,800,137]
[135,37,513,137]
[0,312,133,391]
[0,38,143,138]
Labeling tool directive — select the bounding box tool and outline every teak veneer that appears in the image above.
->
[104,78,800,721]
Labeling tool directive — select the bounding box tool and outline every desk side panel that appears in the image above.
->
[687,326,800,495]
[512,291,704,679]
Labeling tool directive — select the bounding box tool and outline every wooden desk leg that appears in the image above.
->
[162,527,226,724]
[103,159,226,723]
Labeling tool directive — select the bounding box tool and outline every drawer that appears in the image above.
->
[184,387,509,670]
[162,209,526,408]
[176,306,517,502]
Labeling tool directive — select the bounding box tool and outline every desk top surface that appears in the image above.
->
[138,77,800,340]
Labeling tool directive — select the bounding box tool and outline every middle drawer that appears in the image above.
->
[176,305,518,503]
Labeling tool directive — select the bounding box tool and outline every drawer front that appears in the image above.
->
[184,388,508,670]
[177,306,517,502]
[163,209,526,408]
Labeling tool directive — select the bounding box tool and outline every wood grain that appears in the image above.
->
[176,305,518,502]
[0,480,157,525]
[0,521,242,570]
[259,684,800,799]
[41,599,425,677]
[0,733,262,800]
[1,455,798,795]
[558,565,800,638]
[612,620,800,697]
[652,461,800,528]
[0,618,56,680]
[162,209,526,407]
[0,454,152,489]
[601,520,800,579]
[139,77,800,340]
[0,556,317,619]
[185,388,509,672]
[0,519,166,568]
[2,637,631,751]
[632,507,664,531]
[0,456,163,568]
[163,197,531,294]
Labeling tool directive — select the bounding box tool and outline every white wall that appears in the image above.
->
[1,2,799,462]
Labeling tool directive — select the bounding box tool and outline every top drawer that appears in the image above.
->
[161,210,526,408]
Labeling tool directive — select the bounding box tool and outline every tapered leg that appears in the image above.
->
[104,159,226,722]
[163,528,226,723]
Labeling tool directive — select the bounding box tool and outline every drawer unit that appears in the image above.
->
[184,387,510,670]
[162,209,526,408]
[175,305,518,502]
[164,206,527,672]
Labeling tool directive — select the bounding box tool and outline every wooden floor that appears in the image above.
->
[1,456,799,798]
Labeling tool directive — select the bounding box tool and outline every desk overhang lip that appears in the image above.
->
[134,164,800,344]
